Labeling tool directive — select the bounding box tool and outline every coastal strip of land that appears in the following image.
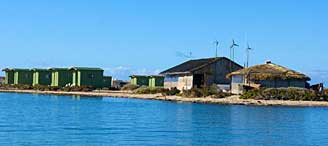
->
[1,89,328,107]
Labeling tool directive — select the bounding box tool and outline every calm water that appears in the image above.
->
[0,93,328,146]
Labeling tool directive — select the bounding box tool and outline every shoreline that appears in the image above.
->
[1,89,328,107]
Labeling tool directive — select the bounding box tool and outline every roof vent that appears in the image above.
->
[265,60,272,64]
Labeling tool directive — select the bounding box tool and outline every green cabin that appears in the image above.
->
[103,76,112,88]
[130,75,150,86]
[70,67,104,88]
[49,68,74,87]
[31,68,52,86]
[149,75,164,87]
[12,68,33,85]
[2,68,15,84]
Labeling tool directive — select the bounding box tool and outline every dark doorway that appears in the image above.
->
[193,74,204,88]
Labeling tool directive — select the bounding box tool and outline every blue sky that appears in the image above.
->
[0,0,327,84]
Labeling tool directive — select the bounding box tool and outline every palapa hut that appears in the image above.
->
[226,61,311,94]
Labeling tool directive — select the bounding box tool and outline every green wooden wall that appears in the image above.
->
[149,76,164,87]
[32,70,51,86]
[51,70,73,87]
[72,70,104,88]
[5,71,14,84]
[103,76,112,88]
[14,70,33,85]
[130,76,150,86]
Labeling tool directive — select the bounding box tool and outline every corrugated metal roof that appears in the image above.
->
[30,68,49,71]
[48,68,70,71]
[129,75,150,78]
[160,57,242,75]
[69,67,104,71]
[10,68,30,71]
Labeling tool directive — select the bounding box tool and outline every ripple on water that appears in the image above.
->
[0,93,328,146]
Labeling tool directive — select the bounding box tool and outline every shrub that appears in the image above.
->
[33,85,50,91]
[241,87,325,101]
[162,87,181,96]
[13,84,33,90]
[49,86,60,91]
[182,88,203,97]
[134,86,166,94]
[121,84,140,90]
[182,85,229,98]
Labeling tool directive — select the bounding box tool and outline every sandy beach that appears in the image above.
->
[1,89,328,107]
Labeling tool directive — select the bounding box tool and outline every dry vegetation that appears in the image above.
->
[241,87,328,101]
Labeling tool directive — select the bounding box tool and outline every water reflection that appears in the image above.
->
[0,93,328,146]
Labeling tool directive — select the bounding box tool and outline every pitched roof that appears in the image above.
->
[69,67,104,71]
[226,63,311,81]
[160,57,242,75]
[48,68,70,71]
[30,68,49,71]
[9,68,30,71]
[2,68,12,71]
[129,75,150,78]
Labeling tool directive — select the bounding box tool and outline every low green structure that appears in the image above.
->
[70,67,104,88]
[2,68,14,84]
[49,68,74,87]
[130,75,164,87]
[3,67,112,89]
[130,75,150,86]
[103,76,112,88]
[12,68,33,85]
[149,75,164,87]
[31,68,52,86]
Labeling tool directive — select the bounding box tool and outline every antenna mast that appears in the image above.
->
[214,40,219,58]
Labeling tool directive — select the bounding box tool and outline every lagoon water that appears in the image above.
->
[0,93,328,146]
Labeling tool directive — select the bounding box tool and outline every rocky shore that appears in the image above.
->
[1,89,328,107]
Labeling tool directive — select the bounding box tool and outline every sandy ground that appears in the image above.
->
[1,89,328,107]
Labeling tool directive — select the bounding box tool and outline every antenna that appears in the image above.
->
[214,40,219,58]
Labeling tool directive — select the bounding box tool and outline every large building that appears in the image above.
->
[226,61,311,94]
[160,57,243,90]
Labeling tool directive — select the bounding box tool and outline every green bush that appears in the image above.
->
[49,86,60,91]
[182,84,230,98]
[121,84,140,90]
[162,87,181,96]
[241,87,326,101]
[13,84,33,90]
[33,85,50,91]
[134,86,166,94]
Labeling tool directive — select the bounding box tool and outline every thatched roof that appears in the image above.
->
[226,63,311,81]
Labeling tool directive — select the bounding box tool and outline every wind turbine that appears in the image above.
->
[230,39,239,61]
[246,43,253,68]
[214,40,219,58]
[229,39,239,72]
